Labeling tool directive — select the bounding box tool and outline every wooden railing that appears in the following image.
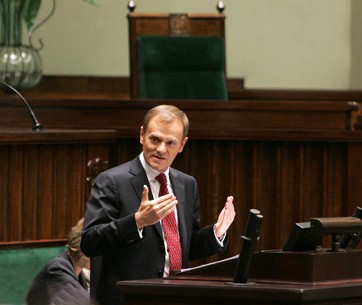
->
[0,239,67,250]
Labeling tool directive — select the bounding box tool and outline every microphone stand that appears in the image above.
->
[233,209,263,283]
[0,81,42,130]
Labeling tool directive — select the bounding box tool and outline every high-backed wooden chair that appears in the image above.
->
[128,12,228,100]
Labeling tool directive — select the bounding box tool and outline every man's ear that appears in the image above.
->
[178,137,188,153]
[140,126,144,145]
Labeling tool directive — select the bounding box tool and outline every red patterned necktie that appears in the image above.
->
[155,173,182,271]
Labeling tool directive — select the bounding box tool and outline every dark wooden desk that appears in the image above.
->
[117,277,362,305]
[117,250,362,305]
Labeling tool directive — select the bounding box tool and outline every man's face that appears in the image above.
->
[140,115,188,173]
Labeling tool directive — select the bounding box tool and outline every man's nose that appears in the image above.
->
[157,142,167,152]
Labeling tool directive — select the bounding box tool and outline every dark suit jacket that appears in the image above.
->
[81,156,228,304]
[25,252,89,305]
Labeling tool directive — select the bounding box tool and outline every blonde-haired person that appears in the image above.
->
[26,218,90,305]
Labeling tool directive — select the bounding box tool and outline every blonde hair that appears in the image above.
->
[142,105,189,139]
[67,218,87,266]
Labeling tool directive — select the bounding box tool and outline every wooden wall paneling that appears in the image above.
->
[347,143,362,213]
[37,145,56,240]
[323,143,347,217]
[0,145,10,241]
[22,145,41,241]
[115,139,142,166]
[7,146,24,241]
[0,140,116,243]
[202,142,229,225]
[228,142,257,255]
[280,142,303,239]
[257,142,285,250]
[302,143,325,219]
[346,143,362,250]
[246,142,298,250]
[51,144,86,239]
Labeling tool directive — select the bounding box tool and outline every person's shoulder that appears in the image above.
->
[29,252,75,286]
[44,252,76,278]
[90,159,143,191]
[98,156,141,178]
[170,168,196,182]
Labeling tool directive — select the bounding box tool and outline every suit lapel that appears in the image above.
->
[129,157,149,202]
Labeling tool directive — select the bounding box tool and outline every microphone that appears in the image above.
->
[0,81,42,130]
[339,206,362,249]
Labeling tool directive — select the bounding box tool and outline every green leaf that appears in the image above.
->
[23,0,42,31]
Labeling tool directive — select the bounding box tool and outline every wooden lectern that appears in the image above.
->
[117,249,362,305]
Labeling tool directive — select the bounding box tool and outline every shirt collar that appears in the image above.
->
[139,152,170,181]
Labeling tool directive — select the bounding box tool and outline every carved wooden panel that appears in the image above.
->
[0,137,114,243]
[86,157,109,194]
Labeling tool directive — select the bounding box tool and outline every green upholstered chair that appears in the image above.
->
[136,35,228,100]
[0,246,66,305]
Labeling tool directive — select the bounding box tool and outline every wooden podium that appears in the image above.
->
[117,250,362,305]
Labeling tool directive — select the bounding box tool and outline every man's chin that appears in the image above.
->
[150,161,168,172]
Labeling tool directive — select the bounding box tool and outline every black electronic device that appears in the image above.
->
[282,222,322,251]
[233,209,263,283]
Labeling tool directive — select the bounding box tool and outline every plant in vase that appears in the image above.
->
[0,0,95,89]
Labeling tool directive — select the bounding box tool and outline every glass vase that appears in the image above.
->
[0,0,55,89]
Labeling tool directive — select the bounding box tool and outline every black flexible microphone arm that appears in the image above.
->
[0,82,43,130]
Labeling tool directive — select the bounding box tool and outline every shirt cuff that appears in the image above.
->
[138,228,144,239]
[213,225,226,246]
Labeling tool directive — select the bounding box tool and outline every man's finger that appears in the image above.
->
[142,185,149,201]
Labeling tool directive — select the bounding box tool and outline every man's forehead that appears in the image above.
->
[148,116,184,132]
[147,131,180,142]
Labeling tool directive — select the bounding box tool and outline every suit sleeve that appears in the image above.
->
[81,171,142,257]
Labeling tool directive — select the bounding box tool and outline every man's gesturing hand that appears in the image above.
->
[214,196,236,239]
[135,185,178,229]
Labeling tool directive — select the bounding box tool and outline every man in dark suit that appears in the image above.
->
[81,104,235,305]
